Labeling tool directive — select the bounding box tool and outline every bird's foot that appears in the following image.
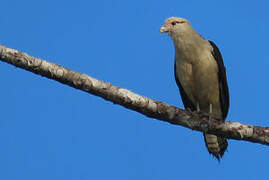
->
[208,114,212,127]
[199,112,212,133]
[186,108,202,116]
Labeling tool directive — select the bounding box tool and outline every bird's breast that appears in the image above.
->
[175,49,222,116]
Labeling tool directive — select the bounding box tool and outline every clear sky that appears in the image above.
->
[0,0,268,179]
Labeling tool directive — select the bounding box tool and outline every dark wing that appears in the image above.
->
[208,40,230,120]
[174,62,196,111]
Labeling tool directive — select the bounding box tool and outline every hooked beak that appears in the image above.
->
[160,26,169,33]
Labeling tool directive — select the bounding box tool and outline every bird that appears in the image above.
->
[160,17,229,161]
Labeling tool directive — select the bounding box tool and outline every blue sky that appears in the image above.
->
[0,0,268,179]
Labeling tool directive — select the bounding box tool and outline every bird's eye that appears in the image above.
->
[171,21,179,26]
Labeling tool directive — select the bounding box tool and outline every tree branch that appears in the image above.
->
[1,44,269,146]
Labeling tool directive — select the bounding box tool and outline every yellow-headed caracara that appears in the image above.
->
[160,17,230,161]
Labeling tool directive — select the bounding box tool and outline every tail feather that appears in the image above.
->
[203,133,228,161]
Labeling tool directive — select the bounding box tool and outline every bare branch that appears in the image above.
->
[0,44,269,146]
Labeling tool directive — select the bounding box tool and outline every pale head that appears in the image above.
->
[160,17,194,39]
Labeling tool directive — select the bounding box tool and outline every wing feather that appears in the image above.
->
[174,62,196,111]
[208,40,229,120]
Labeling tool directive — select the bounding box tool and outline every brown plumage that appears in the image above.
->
[160,17,229,161]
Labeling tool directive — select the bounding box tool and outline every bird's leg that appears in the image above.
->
[209,104,212,114]
[186,103,200,116]
[196,102,200,113]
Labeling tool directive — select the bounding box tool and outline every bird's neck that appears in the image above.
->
[172,32,208,56]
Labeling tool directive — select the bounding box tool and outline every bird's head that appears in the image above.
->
[160,17,193,39]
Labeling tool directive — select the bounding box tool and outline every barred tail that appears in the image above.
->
[203,133,228,161]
